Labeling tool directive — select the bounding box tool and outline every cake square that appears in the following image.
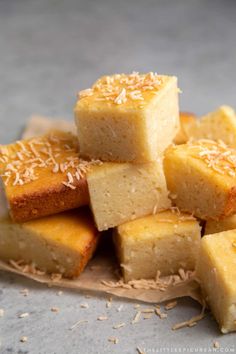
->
[173,111,196,145]
[205,214,236,235]
[164,140,236,220]
[0,131,99,222]
[75,72,179,162]
[197,230,236,333]
[186,106,236,148]
[113,210,201,282]
[87,160,171,231]
[0,208,99,278]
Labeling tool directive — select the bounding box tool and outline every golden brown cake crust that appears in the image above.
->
[71,230,99,278]
[9,178,89,223]
[0,207,100,279]
[164,140,236,220]
[0,131,101,222]
[224,186,236,218]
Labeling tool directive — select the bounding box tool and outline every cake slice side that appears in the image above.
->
[114,210,201,282]
[0,131,98,222]
[0,208,99,278]
[197,231,236,333]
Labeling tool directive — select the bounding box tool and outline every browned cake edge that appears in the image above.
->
[69,228,100,278]
[224,186,236,218]
[9,178,89,223]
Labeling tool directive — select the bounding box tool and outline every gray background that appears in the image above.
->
[0,0,236,353]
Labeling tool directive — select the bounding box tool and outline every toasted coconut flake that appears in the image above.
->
[155,308,167,319]
[51,273,62,282]
[19,289,29,297]
[117,304,123,312]
[106,297,113,308]
[79,88,94,98]
[51,307,59,313]
[141,308,155,314]
[172,304,206,330]
[97,316,108,321]
[69,319,88,331]
[114,88,127,105]
[136,347,146,354]
[78,72,165,105]
[131,311,141,324]
[134,304,140,309]
[20,336,28,343]
[0,133,102,190]
[62,181,76,190]
[188,139,236,178]
[101,269,194,291]
[80,303,89,309]
[165,301,178,311]
[52,164,59,173]
[18,312,29,319]
[108,337,119,344]
[213,341,220,349]
[113,322,126,329]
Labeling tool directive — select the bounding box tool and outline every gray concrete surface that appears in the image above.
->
[0,0,236,353]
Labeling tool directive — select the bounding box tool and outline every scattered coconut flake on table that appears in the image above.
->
[18,312,29,319]
[69,319,88,331]
[172,303,206,330]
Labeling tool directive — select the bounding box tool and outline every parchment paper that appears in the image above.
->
[0,115,202,304]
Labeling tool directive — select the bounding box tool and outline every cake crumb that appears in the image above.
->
[0,309,4,317]
[57,291,63,296]
[20,336,28,343]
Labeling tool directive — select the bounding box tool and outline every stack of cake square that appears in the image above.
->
[0,72,202,284]
[74,72,179,230]
[0,131,100,277]
[163,105,236,333]
[1,73,236,334]
[75,72,202,281]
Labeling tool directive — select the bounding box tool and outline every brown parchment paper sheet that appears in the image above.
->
[0,115,202,304]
